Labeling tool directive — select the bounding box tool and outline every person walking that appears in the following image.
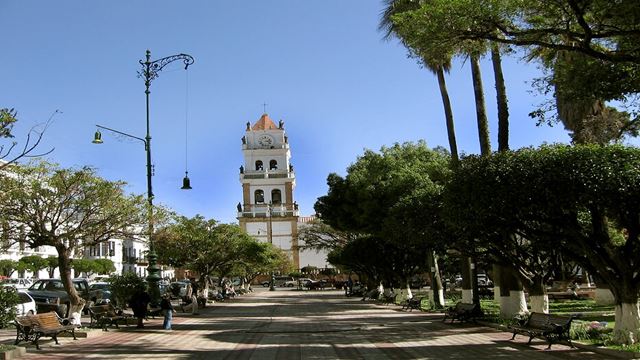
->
[129,285,151,329]
[160,293,176,330]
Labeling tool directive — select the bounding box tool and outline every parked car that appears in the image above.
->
[261,276,295,288]
[283,280,297,287]
[1,278,32,289]
[27,278,91,317]
[168,281,189,299]
[15,290,37,316]
[88,282,112,304]
[305,279,328,290]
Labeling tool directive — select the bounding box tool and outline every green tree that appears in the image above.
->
[316,142,451,302]
[71,258,100,277]
[0,160,145,310]
[45,256,58,279]
[94,259,115,275]
[155,215,276,291]
[446,144,640,344]
[0,259,17,277]
[17,255,48,278]
[394,0,640,142]
[0,287,20,327]
[109,272,145,308]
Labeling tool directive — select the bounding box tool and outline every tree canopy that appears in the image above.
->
[0,160,145,306]
[446,144,640,344]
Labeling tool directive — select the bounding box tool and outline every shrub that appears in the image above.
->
[0,287,20,328]
[108,272,145,309]
[571,320,613,343]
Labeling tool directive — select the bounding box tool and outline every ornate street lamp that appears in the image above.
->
[268,203,275,291]
[93,50,194,304]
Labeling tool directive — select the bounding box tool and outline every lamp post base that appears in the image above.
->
[146,251,162,306]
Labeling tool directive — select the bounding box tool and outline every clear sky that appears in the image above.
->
[2,1,579,224]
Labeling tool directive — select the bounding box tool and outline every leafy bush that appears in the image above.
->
[571,320,613,343]
[0,287,20,328]
[108,272,145,308]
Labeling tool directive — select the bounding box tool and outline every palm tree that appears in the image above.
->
[379,0,454,308]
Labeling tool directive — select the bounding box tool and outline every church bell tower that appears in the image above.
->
[237,113,300,269]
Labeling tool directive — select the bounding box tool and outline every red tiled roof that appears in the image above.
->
[252,113,278,130]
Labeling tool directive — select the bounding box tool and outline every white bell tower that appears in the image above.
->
[237,113,300,269]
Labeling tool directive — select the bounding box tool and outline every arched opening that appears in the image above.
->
[255,160,263,171]
[271,189,282,204]
[269,160,278,170]
[255,189,265,204]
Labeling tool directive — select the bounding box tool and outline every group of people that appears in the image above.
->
[128,278,200,331]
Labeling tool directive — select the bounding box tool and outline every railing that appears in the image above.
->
[238,203,300,218]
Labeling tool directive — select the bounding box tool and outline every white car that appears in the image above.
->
[15,290,37,316]
[1,278,32,289]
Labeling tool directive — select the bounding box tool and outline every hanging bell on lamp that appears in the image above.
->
[92,130,103,144]
[181,171,192,190]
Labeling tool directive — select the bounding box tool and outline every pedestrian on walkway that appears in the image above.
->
[160,293,176,330]
[129,285,151,328]
[183,282,199,315]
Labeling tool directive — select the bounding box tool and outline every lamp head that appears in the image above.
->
[92,130,103,144]
[181,172,192,190]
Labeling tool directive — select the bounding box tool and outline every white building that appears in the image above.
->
[236,114,331,271]
[237,114,301,268]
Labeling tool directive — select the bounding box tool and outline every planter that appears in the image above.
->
[0,346,26,360]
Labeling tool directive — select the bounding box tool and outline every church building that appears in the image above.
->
[237,114,300,269]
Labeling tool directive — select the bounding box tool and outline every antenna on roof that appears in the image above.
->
[262,102,268,114]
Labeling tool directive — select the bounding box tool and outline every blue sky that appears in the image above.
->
[2,1,577,224]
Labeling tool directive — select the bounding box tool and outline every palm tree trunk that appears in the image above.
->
[436,65,459,164]
[470,54,491,156]
[491,44,510,152]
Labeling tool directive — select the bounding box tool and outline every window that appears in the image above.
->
[269,160,278,170]
[255,189,265,204]
[255,160,263,171]
[271,189,282,204]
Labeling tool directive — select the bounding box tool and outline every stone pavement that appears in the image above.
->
[0,288,620,359]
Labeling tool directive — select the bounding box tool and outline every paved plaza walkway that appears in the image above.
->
[2,288,620,359]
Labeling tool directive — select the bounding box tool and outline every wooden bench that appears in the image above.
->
[89,304,132,331]
[402,297,424,311]
[510,312,574,349]
[14,312,77,349]
[442,302,480,323]
[380,292,396,305]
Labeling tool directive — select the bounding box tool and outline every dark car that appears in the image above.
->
[88,282,112,304]
[27,278,91,317]
[305,279,328,290]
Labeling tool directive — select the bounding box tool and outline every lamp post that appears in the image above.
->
[267,203,275,291]
[93,50,194,305]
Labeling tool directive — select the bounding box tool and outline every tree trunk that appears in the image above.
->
[470,54,491,156]
[613,302,640,344]
[427,251,445,308]
[461,257,473,303]
[436,65,459,164]
[609,282,640,344]
[499,268,527,318]
[491,44,509,152]
[528,278,549,313]
[55,244,82,315]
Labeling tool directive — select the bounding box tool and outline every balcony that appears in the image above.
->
[237,203,300,218]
